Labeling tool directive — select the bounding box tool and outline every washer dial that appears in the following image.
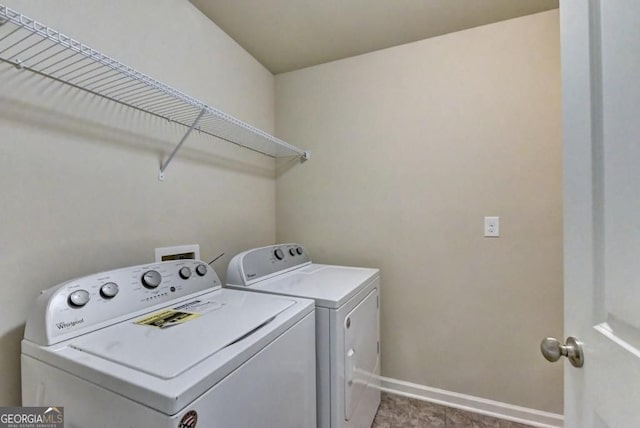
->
[274,248,285,260]
[195,264,208,277]
[179,267,192,280]
[100,282,119,299]
[141,270,162,288]
[68,290,90,308]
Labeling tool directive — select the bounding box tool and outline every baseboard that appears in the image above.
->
[378,376,564,428]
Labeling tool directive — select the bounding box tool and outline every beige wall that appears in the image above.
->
[276,10,563,413]
[0,0,276,405]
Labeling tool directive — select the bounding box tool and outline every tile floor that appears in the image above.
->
[371,392,534,428]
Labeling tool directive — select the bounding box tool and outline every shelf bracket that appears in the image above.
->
[159,108,206,181]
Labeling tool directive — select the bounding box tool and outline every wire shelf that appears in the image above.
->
[0,4,309,179]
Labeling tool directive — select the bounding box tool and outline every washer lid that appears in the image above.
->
[68,291,295,379]
[249,264,379,309]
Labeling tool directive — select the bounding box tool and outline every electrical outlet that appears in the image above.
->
[484,216,500,237]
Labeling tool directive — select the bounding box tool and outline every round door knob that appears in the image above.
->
[540,336,584,368]
[141,270,162,288]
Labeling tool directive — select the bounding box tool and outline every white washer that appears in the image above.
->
[22,259,316,428]
[227,244,381,428]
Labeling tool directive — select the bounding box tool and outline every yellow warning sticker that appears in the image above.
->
[134,310,200,329]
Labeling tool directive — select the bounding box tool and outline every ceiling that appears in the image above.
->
[190,0,559,75]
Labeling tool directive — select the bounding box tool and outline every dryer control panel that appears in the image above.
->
[24,260,221,346]
[226,243,311,286]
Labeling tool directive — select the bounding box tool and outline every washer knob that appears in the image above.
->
[296,247,303,255]
[195,264,208,277]
[274,248,285,260]
[179,266,192,280]
[68,290,90,308]
[141,270,162,288]
[289,248,296,256]
[100,282,119,299]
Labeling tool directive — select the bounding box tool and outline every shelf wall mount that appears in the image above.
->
[0,4,309,180]
[158,108,206,181]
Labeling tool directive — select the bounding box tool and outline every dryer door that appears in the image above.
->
[343,288,379,421]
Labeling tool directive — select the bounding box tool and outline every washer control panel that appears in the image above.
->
[24,260,221,345]
[226,243,311,286]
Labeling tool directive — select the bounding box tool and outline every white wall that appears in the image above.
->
[276,11,563,413]
[0,0,276,405]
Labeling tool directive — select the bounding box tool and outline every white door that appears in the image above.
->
[561,0,640,426]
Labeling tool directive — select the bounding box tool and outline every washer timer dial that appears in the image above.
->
[141,270,162,289]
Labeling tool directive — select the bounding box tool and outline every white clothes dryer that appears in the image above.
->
[227,244,381,428]
[22,259,316,428]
